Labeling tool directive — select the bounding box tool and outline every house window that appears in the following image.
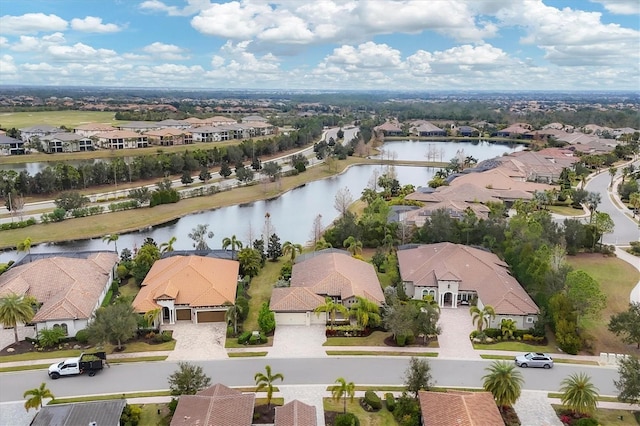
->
[526,317,535,324]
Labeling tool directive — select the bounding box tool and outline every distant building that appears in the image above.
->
[0,134,25,155]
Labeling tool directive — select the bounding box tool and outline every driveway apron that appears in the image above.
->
[514,390,563,426]
[163,322,228,361]
[437,307,480,359]
[268,325,327,358]
[278,385,327,426]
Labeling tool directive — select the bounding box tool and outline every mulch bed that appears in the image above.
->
[501,406,521,426]
[252,405,276,423]
[0,335,163,357]
[324,410,341,426]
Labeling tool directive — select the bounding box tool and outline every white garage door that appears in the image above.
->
[275,312,306,326]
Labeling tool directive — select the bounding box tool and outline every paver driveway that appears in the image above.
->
[163,322,228,361]
[0,325,35,351]
[437,307,480,359]
[268,325,327,358]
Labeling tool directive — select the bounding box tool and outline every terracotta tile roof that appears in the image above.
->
[419,391,503,426]
[170,384,255,426]
[403,200,490,226]
[74,123,116,131]
[144,128,192,137]
[275,400,317,426]
[407,183,502,204]
[270,287,326,312]
[132,256,239,313]
[0,253,118,322]
[375,121,403,132]
[398,243,538,316]
[290,252,385,305]
[449,168,554,193]
[94,130,145,139]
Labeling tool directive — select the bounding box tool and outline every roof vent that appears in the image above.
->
[89,422,97,426]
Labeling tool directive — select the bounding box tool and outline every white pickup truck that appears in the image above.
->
[48,351,107,379]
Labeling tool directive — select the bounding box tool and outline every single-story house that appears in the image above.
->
[31,400,126,426]
[495,123,531,138]
[375,121,403,136]
[410,121,447,137]
[0,134,25,155]
[132,255,240,325]
[270,250,385,326]
[0,252,118,337]
[402,200,490,227]
[419,390,503,426]
[275,400,317,426]
[397,243,539,329]
[170,383,255,426]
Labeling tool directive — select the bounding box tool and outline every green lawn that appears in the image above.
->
[244,260,285,332]
[228,351,268,357]
[324,331,391,346]
[139,403,171,426]
[566,253,640,355]
[326,350,437,357]
[118,278,140,300]
[480,354,597,365]
[0,110,120,129]
[548,205,585,216]
[324,397,398,426]
[50,390,170,404]
[473,341,556,353]
[0,355,166,372]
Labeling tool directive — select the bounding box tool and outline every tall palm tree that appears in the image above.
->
[0,293,36,343]
[225,304,244,336]
[102,234,119,255]
[470,305,496,333]
[254,365,284,410]
[559,373,599,416]
[314,239,332,251]
[629,192,640,218]
[159,236,177,254]
[222,235,243,258]
[314,297,348,329]
[23,382,55,412]
[608,166,617,188]
[331,377,355,414]
[349,296,381,328]
[342,236,363,256]
[282,241,303,262]
[482,361,524,411]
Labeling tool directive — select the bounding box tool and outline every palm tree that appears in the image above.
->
[342,236,362,256]
[0,293,36,343]
[559,373,599,416]
[314,239,332,251]
[629,192,640,218]
[331,377,355,414]
[586,192,601,223]
[314,297,348,329]
[282,241,303,262]
[222,235,243,258]
[254,365,284,410]
[143,308,161,328]
[159,236,177,254]
[482,361,524,411]
[608,166,617,188]
[349,296,381,328]
[500,319,517,339]
[17,237,32,261]
[23,382,54,412]
[470,305,496,333]
[102,234,119,255]
[225,304,244,336]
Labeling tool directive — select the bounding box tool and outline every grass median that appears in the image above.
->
[0,355,168,373]
[479,354,598,365]
[326,350,438,357]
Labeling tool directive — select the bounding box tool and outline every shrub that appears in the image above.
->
[469,330,479,339]
[385,393,396,412]
[484,328,501,339]
[145,332,156,340]
[236,297,249,321]
[154,334,165,344]
[120,404,142,426]
[257,302,276,335]
[168,398,178,414]
[249,333,260,345]
[335,412,360,426]
[259,332,267,344]
[575,418,599,426]
[38,327,67,349]
[364,391,382,410]
[75,329,89,344]
[227,326,234,337]
[238,331,252,345]
[396,334,407,347]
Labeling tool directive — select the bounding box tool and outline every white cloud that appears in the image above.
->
[191,1,268,39]
[22,62,56,72]
[139,0,211,17]
[10,32,66,52]
[0,37,8,48]
[324,42,403,69]
[590,0,640,14]
[0,55,18,74]
[70,16,122,33]
[0,13,67,35]
[496,1,640,67]
[47,43,118,61]
[143,42,189,60]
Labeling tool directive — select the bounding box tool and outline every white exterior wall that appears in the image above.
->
[489,314,537,330]
[35,318,89,338]
[275,311,327,326]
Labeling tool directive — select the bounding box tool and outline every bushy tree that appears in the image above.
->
[54,191,89,210]
[608,303,640,349]
[86,303,138,350]
[168,362,211,396]
[238,248,262,277]
[404,357,432,399]
[267,233,282,261]
[615,356,640,405]
[565,270,606,322]
[257,302,276,334]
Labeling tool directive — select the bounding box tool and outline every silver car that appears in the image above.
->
[514,352,553,369]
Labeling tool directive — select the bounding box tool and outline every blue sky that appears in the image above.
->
[0,0,638,90]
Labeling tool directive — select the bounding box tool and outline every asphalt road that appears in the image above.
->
[0,357,620,402]
[585,164,640,245]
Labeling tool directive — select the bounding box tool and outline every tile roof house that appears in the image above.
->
[375,121,404,136]
[495,123,532,138]
[132,255,240,324]
[410,120,447,137]
[73,123,117,137]
[0,134,25,155]
[270,250,385,326]
[170,384,255,426]
[94,130,149,149]
[18,124,61,142]
[31,400,126,426]
[41,132,93,153]
[0,252,118,337]
[402,200,490,227]
[419,391,503,426]
[144,128,194,146]
[275,400,317,426]
[397,243,539,329]
[493,150,578,183]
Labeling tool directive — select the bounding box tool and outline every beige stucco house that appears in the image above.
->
[397,243,539,329]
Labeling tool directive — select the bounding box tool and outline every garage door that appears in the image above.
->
[176,309,192,321]
[197,311,225,323]
[275,312,306,326]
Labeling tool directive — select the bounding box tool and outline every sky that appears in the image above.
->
[0,0,639,91]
